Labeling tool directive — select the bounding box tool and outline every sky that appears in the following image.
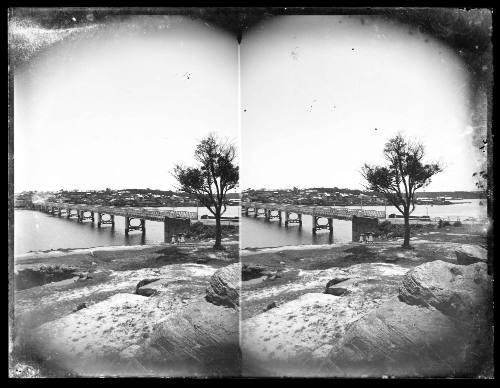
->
[14,14,485,193]
[240,15,484,192]
[14,15,238,192]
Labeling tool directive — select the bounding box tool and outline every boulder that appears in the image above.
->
[141,300,240,376]
[263,301,277,312]
[136,279,171,297]
[206,263,240,308]
[398,260,491,319]
[455,245,487,265]
[242,264,267,281]
[135,278,161,297]
[328,298,467,377]
[325,278,349,289]
[324,287,349,296]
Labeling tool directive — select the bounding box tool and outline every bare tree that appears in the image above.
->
[361,134,442,248]
[173,133,238,250]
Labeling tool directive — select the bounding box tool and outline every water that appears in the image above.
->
[14,200,487,254]
[240,199,486,249]
[14,206,239,256]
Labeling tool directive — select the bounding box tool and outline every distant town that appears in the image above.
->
[242,187,484,206]
[13,189,241,208]
[13,187,484,209]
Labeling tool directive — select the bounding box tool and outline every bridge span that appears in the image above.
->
[241,201,385,240]
[31,201,197,241]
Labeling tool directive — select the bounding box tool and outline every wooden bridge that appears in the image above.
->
[31,201,197,241]
[241,201,385,237]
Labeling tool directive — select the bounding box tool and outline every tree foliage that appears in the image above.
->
[361,134,442,247]
[173,134,238,249]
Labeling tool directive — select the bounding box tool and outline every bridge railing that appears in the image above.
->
[241,202,386,219]
[43,202,198,220]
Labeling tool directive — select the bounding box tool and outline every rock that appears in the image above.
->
[141,300,240,375]
[324,287,349,296]
[266,272,281,281]
[264,301,277,311]
[242,264,267,281]
[135,278,161,297]
[328,298,468,377]
[74,303,87,312]
[325,278,349,289]
[242,293,371,376]
[206,263,240,308]
[455,245,487,265]
[398,260,491,319]
[136,279,171,297]
[77,272,93,281]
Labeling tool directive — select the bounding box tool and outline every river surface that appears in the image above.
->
[14,206,239,256]
[240,199,487,249]
[14,200,487,254]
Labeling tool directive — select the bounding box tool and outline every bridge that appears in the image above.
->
[241,201,385,239]
[31,201,198,241]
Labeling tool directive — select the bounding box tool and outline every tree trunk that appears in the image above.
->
[402,208,411,248]
[214,206,223,250]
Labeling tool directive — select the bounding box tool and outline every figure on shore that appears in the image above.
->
[171,235,177,244]
[178,234,185,244]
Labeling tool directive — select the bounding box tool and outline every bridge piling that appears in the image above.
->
[163,217,190,242]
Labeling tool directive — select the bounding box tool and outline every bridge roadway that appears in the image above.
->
[32,201,197,240]
[241,201,385,235]
[241,202,385,220]
[41,202,198,221]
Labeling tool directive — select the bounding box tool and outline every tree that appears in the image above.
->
[173,134,239,250]
[361,134,442,248]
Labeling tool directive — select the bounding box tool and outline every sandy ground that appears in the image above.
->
[10,241,239,377]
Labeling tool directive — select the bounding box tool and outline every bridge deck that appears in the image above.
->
[43,202,198,221]
[241,201,385,220]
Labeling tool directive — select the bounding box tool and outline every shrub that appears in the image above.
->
[453,220,463,227]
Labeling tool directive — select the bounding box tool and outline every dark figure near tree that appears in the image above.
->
[173,133,239,250]
[362,134,442,248]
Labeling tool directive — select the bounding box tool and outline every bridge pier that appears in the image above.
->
[255,208,266,218]
[125,217,145,235]
[266,209,281,222]
[312,216,333,234]
[163,217,190,242]
[285,212,302,227]
[352,215,379,242]
[97,213,115,228]
[78,210,94,223]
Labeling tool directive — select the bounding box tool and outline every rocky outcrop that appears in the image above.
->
[206,263,240,308]
[328,298,465,377]
[327,260,493,377]
[455,245,487,265]
[398,260,490,319]
[139,300,240,376]
[242,260,492,377]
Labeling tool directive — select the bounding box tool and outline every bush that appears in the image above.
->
[453,220,463,227]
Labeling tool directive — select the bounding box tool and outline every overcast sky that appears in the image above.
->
[241,15,482,191]
[14,14,484,193]
[14,16,238,192]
